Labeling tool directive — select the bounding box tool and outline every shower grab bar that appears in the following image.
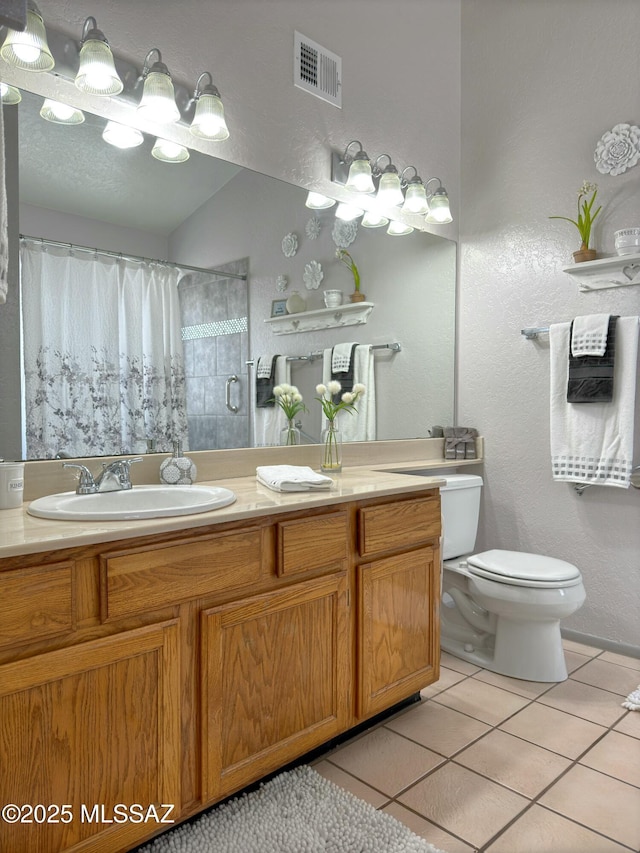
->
[225,375,239,413]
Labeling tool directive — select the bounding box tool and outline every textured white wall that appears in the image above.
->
[459,0,640,649]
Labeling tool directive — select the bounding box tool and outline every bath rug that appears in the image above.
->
[136,765,447,852]
[622,684,640,711]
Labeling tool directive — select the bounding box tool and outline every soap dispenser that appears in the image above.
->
[159,441,197,485]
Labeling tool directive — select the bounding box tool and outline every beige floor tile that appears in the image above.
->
[485,803,630,853]
[538,678,628,727]
[472,668,554,699]
[454,729,571,798]
[499,702,606,759]
[579,730,640,788]
[382,802,476,853]
[439,651,482,675]
[385,700,491,757]
[540,764,640,850]
[614,711,640,739]
[327,726,444,797]
[431,676,530,726]
[570,657,640,697]
[562,639,601,658]
[398,762,528,849]
[600,650,640,671]
[420,665,467,698]
[564,649,591,674]
[312,760,390,808]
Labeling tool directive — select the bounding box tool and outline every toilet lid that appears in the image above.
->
[468,550,581,584]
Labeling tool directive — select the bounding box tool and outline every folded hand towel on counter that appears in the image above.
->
[571,314,611,357]
[550,317,639,488]
[567,315,618,403]
[256,465,334,492]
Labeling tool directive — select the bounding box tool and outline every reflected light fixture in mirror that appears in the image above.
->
[75,17,123,96]
[40,98,85,125]
[137,48,180,124]
[424,178,453,224]
[387,220,414,236]
[152,138,190,163]
[361,210,389,228]
[102,120,144,149]
[0,82,22,104]
[0,0,54,71]
[335,202,364,221]
[305,191,336,209]
[189,71,229,140]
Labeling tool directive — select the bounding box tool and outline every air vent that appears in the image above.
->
[294,31,342,108]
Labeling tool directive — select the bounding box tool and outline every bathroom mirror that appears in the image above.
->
[1,78,456,460]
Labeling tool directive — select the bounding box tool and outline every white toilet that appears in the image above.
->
[440,474,586,682]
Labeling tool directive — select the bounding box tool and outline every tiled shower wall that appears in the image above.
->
[178,258,249,450]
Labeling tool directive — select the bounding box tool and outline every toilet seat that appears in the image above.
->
[467,549,582,589]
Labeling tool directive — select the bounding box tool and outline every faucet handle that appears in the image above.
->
[62,462,98,494]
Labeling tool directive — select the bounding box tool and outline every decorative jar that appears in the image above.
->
[321,422,342,472]
[323,289,343,308]
[285,291,306,314]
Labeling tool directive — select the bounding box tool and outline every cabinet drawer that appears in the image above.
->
[358,494,440,558]
[276,511,347,577]
[0,562,75,648]
[101,527,265,620]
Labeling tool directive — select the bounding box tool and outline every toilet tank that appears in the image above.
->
[440,474,483,559]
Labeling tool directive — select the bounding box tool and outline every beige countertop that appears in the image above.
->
[0,466,445,560]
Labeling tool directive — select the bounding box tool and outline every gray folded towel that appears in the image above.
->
[444,426,478,459]
[567,315,618,403]
[256,354,280,408]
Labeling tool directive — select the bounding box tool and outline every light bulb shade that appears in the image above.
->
[402,181,429,214]
[0,4,54,72]
[0,82,22,104]
[345,156,375,193]
[377,170,404,207]
[305,192,336,210]
[190,91,229,140]
[152,138,190,163]
[40,99,85,125]
[425,188,453,224]
[137,70,180,123]
[335,202,364,221]
[76,39,123,95]
[102,121,144,149]
[387,220,414,236]
[361,211,389,228]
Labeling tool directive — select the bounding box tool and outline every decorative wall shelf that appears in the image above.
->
[264,302,374,335]
[562,253,640,291]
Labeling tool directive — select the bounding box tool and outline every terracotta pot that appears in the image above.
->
[349,291,366,303]
[572,247,597,263]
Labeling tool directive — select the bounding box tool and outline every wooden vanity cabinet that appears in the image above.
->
[0,487,440,853]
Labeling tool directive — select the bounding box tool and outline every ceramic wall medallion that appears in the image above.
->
[276,275,288,292]
[305,217,322,240]
[332,219,358,248]
[303,260,324,290]
[281,232,298,257]
[594,123,640,176]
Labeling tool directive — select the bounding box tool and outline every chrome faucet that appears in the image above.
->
[63,457,143,494]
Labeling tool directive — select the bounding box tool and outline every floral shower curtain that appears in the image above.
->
[21,240,188,459]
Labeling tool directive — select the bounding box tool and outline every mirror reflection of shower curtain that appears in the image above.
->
[21,240,188,459]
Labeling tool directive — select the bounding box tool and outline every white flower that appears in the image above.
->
[327,380,342,395]
[273,385,284,396]
[292,392,303,403]
[594,123,640,176]
[281,232,298,257]
[341,392,354,404]
[353,383,366,395]
[316,383,327,394]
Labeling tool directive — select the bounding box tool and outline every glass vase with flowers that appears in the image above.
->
[315,380,366,471]
[271,384,307,446]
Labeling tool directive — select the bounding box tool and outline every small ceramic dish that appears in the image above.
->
[614,228,640,256]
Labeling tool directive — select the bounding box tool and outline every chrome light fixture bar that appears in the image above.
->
[75,16,123,96]
[0,0,54,72]
[189,71,229,140]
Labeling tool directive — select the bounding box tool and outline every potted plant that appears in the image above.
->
[335,249,365,301]
[549,181,602,263]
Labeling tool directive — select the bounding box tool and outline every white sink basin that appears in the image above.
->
[27,484,237,521]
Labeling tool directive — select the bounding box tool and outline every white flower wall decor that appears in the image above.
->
[594,123,640,176]
[305,217,322,240]
[332,219,358,248]
[281,233,298,258]
[303,260,324,290]
[276,275,288,292]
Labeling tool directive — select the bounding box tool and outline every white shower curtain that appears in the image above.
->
[21,240,188,459]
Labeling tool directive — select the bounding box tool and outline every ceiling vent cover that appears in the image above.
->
[294,31,342,108]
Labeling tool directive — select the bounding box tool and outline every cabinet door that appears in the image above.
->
[0,621,180,853]
[358,546,440,718]
[202,573,350,801]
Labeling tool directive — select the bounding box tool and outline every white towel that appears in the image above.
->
[0,100,8,305]
[256,465,333,492]
[322,345,376,442]
[253,356,290,446]
[571,314,610,357]
[257,354,277,379]
[550,317,639,488]
[332,341,357,373]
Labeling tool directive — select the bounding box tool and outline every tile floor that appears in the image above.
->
[312,640,640,853]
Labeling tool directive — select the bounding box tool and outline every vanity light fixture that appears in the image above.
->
[401,167,429,214]
[361,210,389,228]
[102,120,144,149]
[0,0,54,72]
[137,48,180,124]
[305,192,336,210]
[0,82,22,104]
[387,220,414,236]
[424,178,453,224]
[75,17,123,96]
[341,140,375,193]
[189,72,229,140]
[335,202,364,221]
[40,98,85,125]
[374,155,404,207]
[152,138,190,163]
